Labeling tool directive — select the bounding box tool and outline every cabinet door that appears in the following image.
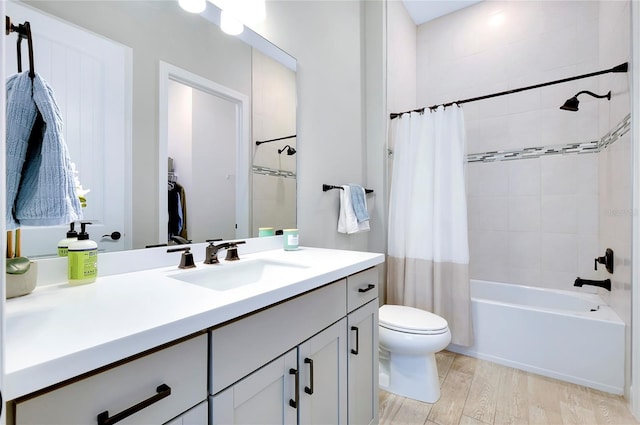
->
[165,401,207,425]
[298,319,347,425]
[347,300,379,425]
[211,349,297,425]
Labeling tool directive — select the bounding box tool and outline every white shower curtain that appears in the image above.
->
[387,106,473,346]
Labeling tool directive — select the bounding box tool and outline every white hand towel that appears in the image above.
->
[338,185,369,234]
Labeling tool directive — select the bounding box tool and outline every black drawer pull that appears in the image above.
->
[351,326,359,355]
[289,368,299,408]
[358,284,376,293]
[304,357,314,395]
[97,384,171,425]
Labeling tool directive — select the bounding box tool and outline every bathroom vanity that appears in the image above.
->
[3,244,383,424]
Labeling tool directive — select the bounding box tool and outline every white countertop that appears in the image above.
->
[4,246,384,400]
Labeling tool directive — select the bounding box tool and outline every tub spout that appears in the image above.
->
[574,277,611,291]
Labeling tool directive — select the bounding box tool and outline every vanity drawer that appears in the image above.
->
[13,334,208,425]
[347,267,379,312]
[210,279,347,394]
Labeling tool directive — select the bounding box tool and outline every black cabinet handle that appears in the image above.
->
[351,326,359,355]
[97,384,171,425]
[289,368,299,408]
[358,284,376,293]
[304,358,314,395]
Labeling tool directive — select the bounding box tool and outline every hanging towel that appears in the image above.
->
[10,73,83,226]
[5,72,38,229]
[348,184,369,222]
[338,185,369,234]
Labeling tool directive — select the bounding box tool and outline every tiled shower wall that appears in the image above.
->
[417,1,630,291]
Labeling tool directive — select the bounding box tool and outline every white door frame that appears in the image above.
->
[158,61,250,244]
[1,0,6,421]
[630,0,640,419]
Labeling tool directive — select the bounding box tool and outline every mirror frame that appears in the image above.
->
[158,61,251,244]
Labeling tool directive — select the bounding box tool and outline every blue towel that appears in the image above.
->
[6,72,83,228]
[348,184,369,223]
[6,72,37,229]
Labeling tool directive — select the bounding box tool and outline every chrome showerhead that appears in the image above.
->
[560,90,611,111]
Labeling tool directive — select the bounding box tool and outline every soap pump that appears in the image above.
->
[67,221,98,285]
[57,222,78,257]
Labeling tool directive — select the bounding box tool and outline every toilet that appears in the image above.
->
[378,305,451,403]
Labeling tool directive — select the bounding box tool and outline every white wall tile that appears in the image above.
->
[509,196,541,232]
[541,155,578,195]
[467,196,509,231]
[467,162,509,196]
[541,195,578,234]
[541,233,578,273]
[508,231,540,269]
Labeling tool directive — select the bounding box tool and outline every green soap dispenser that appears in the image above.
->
[58,222,78,257]
[68,222,98,285]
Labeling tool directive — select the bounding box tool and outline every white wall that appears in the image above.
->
[386,0,417,115]
[251,1,369,250]
[597,0,632,398]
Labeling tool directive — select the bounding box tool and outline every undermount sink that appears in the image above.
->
[168,258,310,291]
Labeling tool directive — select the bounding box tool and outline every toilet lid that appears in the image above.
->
[379,305,449,334]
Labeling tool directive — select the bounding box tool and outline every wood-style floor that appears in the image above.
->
[379,351,638,425]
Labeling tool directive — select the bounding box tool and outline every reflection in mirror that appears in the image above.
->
[5,0,297,256]
[250,49,297,236]
[161,62,250,242]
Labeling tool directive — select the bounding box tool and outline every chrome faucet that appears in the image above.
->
[204,239,246,264]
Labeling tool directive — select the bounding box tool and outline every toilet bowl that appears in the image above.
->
[378,305,451,403]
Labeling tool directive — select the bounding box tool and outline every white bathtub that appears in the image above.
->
[447,279,625,394]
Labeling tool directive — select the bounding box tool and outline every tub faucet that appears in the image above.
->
[574,277,611,291]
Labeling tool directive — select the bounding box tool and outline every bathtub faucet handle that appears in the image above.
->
[594,248,614,274]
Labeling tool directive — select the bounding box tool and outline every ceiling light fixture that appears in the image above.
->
[220,10,244,35]
[210,0,266,35]
[178,0,206,14]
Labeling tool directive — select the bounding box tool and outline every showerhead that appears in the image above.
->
[277,144,296,155]
[560,90,611,111]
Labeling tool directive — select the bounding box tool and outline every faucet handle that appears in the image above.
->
[224,241,246,261]
[167,246,196,269]
[594,248,614,274]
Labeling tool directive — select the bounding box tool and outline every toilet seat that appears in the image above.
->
[379,305,449,335]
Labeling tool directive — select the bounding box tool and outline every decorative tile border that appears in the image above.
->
[599,113,631,151]
[252,165,297,179]
[466,113,631,163]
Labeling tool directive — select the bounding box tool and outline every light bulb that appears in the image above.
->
[179,0,206,14]
[221,10,244,35]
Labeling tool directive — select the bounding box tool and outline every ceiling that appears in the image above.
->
[401,0,483,25]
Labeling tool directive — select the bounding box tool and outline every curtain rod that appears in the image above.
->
[389,62,629,120]
[255,134,296,146]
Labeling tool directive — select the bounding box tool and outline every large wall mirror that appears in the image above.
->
[5,0,297,257]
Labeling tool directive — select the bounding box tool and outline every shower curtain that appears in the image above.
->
[387,106,473,346]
